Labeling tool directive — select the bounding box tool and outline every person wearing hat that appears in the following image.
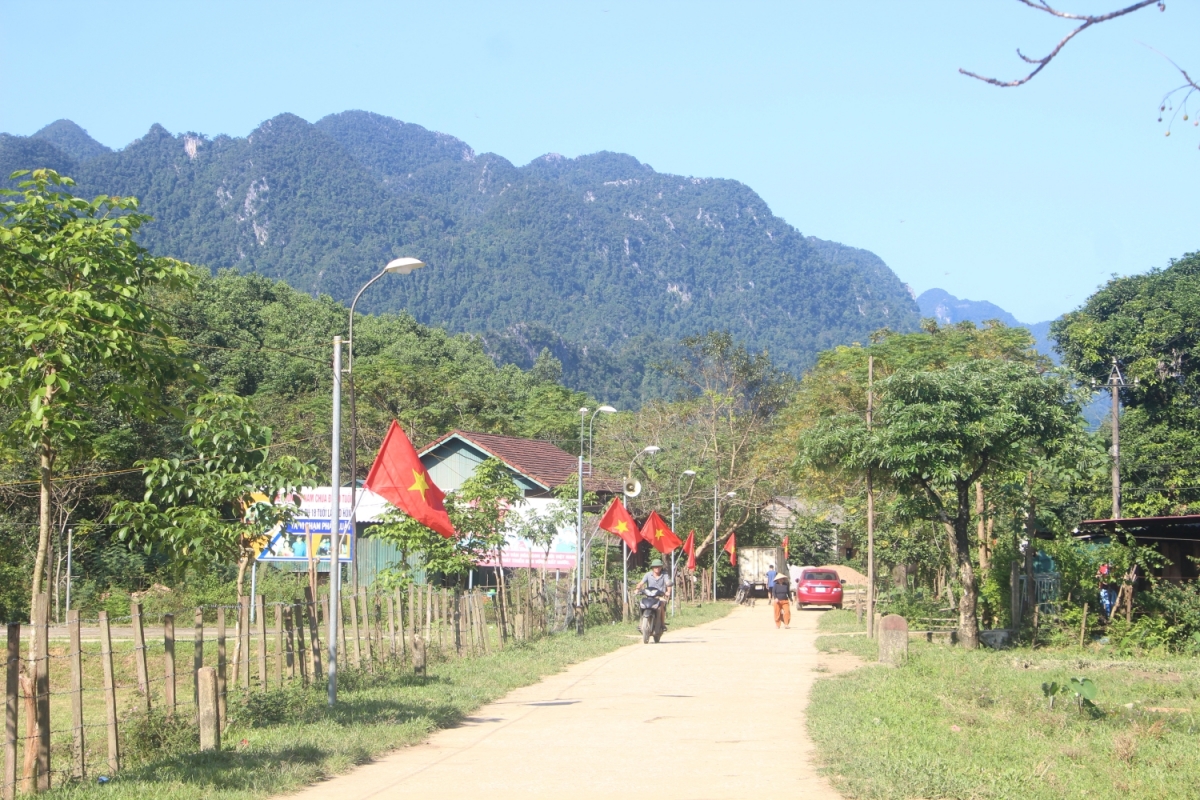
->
[634,558,673,631]
[770,572,792,629]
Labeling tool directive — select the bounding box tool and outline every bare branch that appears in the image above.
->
[960,0,1161,87]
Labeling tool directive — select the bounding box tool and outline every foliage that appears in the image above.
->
[228,683,320,728]
[121,707,199,765]
[0,168,202,606]
[1053,250,1200,516]
[374,458,524,584]
[108,393,315,578]
[795,326,1082,646]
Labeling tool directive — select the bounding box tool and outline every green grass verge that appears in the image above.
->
[808,637,1200,799]
[818,608,866,634]
[45,602,733,799]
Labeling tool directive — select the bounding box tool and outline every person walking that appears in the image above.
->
[771,573,792,629]
[766,564,778,590]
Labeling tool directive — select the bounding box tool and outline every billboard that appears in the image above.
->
[258,518,353,563]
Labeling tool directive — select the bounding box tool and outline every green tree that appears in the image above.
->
[0,169,199,612]
[798,358,1079,648]
[1053,251,1200,517]
[108,393,315,599]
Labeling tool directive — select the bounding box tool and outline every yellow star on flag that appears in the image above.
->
[655,528,666,540]
[408,469,430,502]
[615,520,629,533]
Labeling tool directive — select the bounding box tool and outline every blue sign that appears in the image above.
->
[258,517,354,563]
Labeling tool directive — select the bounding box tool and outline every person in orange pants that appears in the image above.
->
[771,574,792,628]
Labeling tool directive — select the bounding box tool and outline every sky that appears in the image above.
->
[2,1,1197,324]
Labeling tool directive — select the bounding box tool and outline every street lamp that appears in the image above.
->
[576,405,616,627]
[621,445,660,613]
[334,256,425,706]
[671,469,697,615]
[713,488,736,602]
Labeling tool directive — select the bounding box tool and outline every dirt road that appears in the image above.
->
[285,604,845,800]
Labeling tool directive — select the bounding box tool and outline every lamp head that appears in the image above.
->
[726,491,737,498]
[384,257,426,275]
[683,470,697,476]
[642,445,661,455]
[598,405,617,413]
[580,407,589,415]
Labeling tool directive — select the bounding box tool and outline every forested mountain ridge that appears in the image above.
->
[1,112,921,404]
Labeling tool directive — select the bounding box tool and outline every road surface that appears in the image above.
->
[284,603,847,800]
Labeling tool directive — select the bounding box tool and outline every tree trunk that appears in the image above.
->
[231,554,249,683]
[949,484,979,649]
[975,482,990,575]
[32,434,54,614]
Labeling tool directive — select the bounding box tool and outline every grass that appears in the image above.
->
[807,628,1200,800]
[36,601,732,799]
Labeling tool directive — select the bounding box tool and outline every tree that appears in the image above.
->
[960,1,1197,143]
[1052,250,1200,516]
[799,358,1079,648]
[108,392,315,599]
[0,169,200,613]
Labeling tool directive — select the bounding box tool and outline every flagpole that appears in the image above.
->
[622,493,629,622]
[713,482,719,602]
[328,336,343,706]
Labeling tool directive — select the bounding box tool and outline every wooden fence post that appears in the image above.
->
[274,604,284,687]
[163,614,176,715]
[193,608,204,708]
[32,593,50,792]
[216,607,227,731]
[349,594,362,669]
[4,623,19,800]
[387,596,397,661]
[1080,602,1089,648]
[98,612,120,775]
[303,586,322,676]
[239,600,250,690]
[284,606,296,680]
[68,610,85,781]
[131,603,150,712]
[396,588,407,663]
[256,595,268,690]
[197,667,219,752]
[293,602,309,686]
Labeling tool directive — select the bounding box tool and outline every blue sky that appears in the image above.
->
[2,1,1196,324]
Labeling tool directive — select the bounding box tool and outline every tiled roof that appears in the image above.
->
[419,430,621,493]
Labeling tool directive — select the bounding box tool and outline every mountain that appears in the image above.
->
[0,110,921,405]
[917,288,1057,358]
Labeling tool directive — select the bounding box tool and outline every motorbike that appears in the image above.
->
[639,586,666,644]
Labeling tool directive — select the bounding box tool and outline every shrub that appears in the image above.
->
[228,683,320,728]
[121,708,198,764]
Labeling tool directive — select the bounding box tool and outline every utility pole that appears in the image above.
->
[1108,358,1125,520]
[866,354,876,639]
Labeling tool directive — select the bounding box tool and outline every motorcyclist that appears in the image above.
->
[634,558,673,631]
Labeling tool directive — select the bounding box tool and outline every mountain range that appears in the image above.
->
[916,288,1056,361]
[0,112,921,406]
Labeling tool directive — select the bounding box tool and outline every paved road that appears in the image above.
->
[285,604,845,800]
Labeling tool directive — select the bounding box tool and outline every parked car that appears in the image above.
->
[795,569,845,609]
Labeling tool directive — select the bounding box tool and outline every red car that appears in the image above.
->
[795,569,845,609]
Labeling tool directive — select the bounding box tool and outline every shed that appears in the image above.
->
[1075,515,1200,581]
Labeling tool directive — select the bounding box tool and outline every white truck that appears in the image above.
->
[737,546,786,598]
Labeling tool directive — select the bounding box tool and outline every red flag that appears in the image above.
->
[723,532,737,567]
[364,421,456,538]
[598,498,640,552]
[640,511,682,554]
[684,530,696,571]
[782,535,789,559]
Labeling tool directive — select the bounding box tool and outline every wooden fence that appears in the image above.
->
[3,577,620,796]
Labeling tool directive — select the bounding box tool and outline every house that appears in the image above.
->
[418,430,619,499]
[418,430,620,574]
[1075,515,1200,582]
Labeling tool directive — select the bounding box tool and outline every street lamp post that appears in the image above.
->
[327,336,343,706]
[346,257,425,595]
[576,405,615,631]
[671,470,696,616]
[623,445,660,615]
[335,257,424,706]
